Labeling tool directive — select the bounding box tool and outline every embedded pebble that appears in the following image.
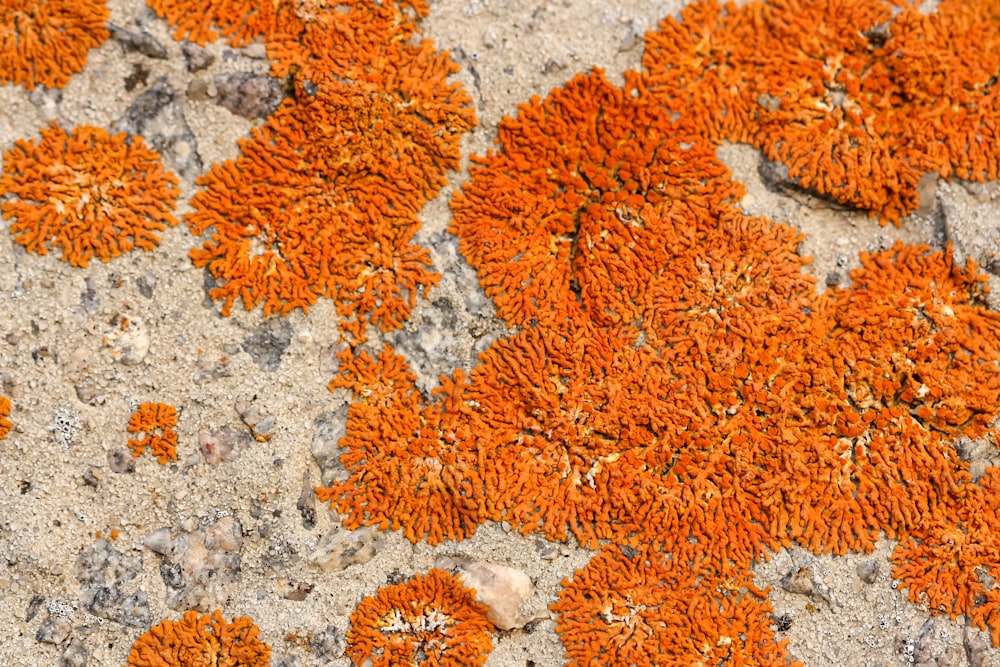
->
[296,472,317,530]
[60,638,89,666]
[76,539,148,627]
[442,558,535,630]
[111,78,203,179]
[235,400,276,442]
[136,273,157,299]
[102,319,149,365]
[856,559,880,585]
[214,72,286,119]
[35,615,72,645]
[108,23,167,59]
[779,564,837,607]
[307,525,383,573]
[198,426,251,464]
[242,319,293,372]
[310,409,349,486]
[155,516,244,611]
[181,42,215,71]
[142,527,173,556]
[107,449,136,474]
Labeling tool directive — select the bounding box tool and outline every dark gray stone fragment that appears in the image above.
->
[76,539,146,626]
[60,638,89,667]
[108,24,168,59]
[214,72,286,119]
[36,615,72,645]
[182,42,215,72]
[112,78,202,179]
[242,318,292,372]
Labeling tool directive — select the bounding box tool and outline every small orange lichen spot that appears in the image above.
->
[0,396,11,440]
[124,609,270,667]
[553,544,798,667]
[347,569,493,667]
[0,124,180,267]
[0,0,110,89]
[127,402,179,464]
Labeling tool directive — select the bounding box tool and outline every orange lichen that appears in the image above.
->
[642,0,1000,224]
[124,610,270,667]
[144,0,273,47]
[553,544,797,667]
[321,65,1000,655]
[0,0,109,89]
[187,25,474,332]
[127,402,179,464]
[0,124,180,267]
[891,469,1000,646]
[263,0,430,79]
[346,569,493,667]
[316,345,483,544]
[0,396,11,440]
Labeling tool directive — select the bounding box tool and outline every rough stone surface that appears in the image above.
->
[307,525,384,573]
[213,72,286,119]
[75,539,149,627]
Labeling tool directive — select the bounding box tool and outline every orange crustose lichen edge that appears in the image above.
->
[0,0,110,89]
[124,609,270,667]
[183,1,474,339]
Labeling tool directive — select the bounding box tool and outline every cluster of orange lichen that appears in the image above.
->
[0,124,180,267]
[183,1,474,336]
[642,0,1000,224]
[552,544,795,667]
[127,402,179,464]
[346,569,493,667]
[0,0,109,89]
[0,396,11,440]
[124,610,270,667]
[319,67,1000,660]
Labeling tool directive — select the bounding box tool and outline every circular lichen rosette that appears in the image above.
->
[347,569,493,667]
[0,124,179,267]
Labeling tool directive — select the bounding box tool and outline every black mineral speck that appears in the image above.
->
[773,613,793,632]
[26,594,44,622]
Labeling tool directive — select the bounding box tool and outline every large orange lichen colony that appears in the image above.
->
[0,124,179,267]
[124,610,270,667]
[346,569,493,667]
[127,402,179,464]
[0,0,110,89]
[320,63,1000,661]
[183,0,475,335]
[643,0,1000,224]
